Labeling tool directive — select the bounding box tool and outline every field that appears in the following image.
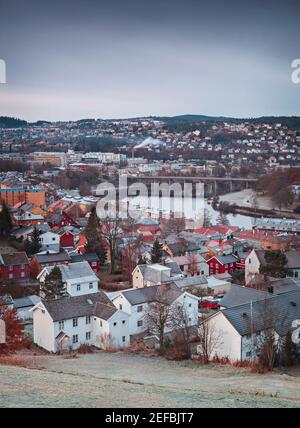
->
[1,352,300,408]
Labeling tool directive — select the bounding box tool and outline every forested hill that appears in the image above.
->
[0,116,28,128]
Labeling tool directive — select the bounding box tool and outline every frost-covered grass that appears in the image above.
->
[1,352,300,408]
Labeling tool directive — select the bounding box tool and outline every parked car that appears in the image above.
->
[199,300,220,310]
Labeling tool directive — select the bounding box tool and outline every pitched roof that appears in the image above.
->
[219,284,271,309]
[121,283,182,306]
[210,255,238,265]
[70,253,99,264]
[94,302,118,320]
[172,276,208,289]
[42,292,113,322]
[43,262,97,283]
[222,290,300,337]
[269,278,300,295]
[0,252,29,266]
[35,250,71,264]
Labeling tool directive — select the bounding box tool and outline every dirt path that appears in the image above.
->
[1,352,300,408]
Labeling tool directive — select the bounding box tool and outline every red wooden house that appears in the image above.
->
[48,212,79,229]
[0,252,30,282]
[59,230,75,248]
[206,254,239,275]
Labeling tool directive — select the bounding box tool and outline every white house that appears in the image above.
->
[246,249,300,285]
[37,261,99,297]
[32,292,130,352]
[39,231,60,253]
[112,283,199,337]
[169,255,209,277]
[197,289,300,362]
[132,262,184,289]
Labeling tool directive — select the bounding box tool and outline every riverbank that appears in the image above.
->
[219,190,300,221]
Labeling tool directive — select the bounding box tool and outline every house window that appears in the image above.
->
[21,264,25,270]
[92,262,97,267]
[21,272,25,278]
[113,322,117,326]
[122,320,126,324]
[59,321,64,330]
[100,320,103,327]
[189,303,192,307]
[86,316,91,324]
[73,318,78,327]
[119,304,122,310]
[137,320,143,327]
[9,273,13,280]
[86,332,91,341]
[249,258,251,264]
[122,336,126,343]
[77,284,81,292]
[246,351,252,358]
[295,272,299,278]
[137,305,143,312]
[89,283,93,289]
[72,335,78,344]
[9,265,13,271]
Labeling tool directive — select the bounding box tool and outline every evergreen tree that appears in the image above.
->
[0,202,13,237]
[25,226,42,255]
[151,239,163,264]
[41,266,65,300]
[260,250,292,278]
[281,330,297,367]
[84,206,107,264]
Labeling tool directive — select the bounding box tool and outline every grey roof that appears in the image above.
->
[269,278,300,295]
[35,251,71,264]
[70,253,99,263]
[94,302,118,320]
[122,283,182,306]
[164,261,183,276]
[42,292,113,322]
[286,251,300,269]
[0,252,29,266]
[45,262,97,282]
[13,295,41,309]
[222,290,300,337]
[172,276,208,289]
[219,285,271,309]
[214,255,238,265]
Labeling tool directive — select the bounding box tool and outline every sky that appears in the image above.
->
[0,0,299,121]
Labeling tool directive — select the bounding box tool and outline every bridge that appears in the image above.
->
[125,175,258,195]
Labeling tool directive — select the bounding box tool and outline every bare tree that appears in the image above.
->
[99,216,122,274]
[197,316,223,363]
[187,253,199,276]
[122,239,142,283]
[144,287,175,351]
[161,216,186,238]
[170,302,195,358]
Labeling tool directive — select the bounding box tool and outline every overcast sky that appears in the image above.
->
[0,0,299,121]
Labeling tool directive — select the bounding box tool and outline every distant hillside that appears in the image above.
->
[0,116,28,128]
[151,114,236,123]
[152,114,300,128]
